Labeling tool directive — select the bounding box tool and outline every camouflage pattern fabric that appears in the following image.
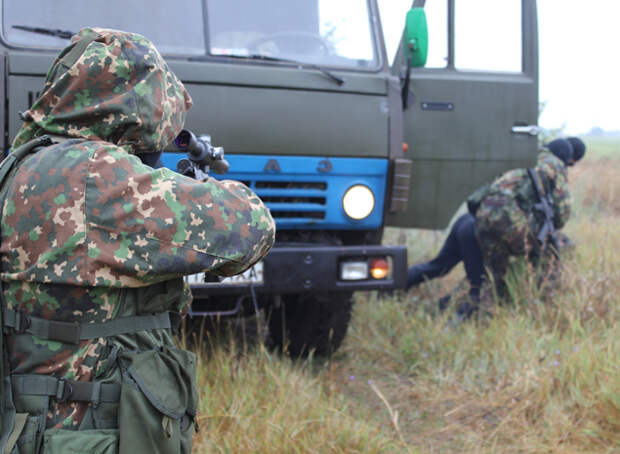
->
[12,27,190,154]
[535,150,571,228]
[1,28,275,430]
[473,150,570,296]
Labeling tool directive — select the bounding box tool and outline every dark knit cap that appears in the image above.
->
[566,137,586,164]
[545,138,573,166]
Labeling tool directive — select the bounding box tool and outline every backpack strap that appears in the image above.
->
[0,135,58,450]
[3,310,179,344]
[11,375,120,406]
[0,135,55,187]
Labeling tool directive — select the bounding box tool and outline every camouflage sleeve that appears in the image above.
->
[537,150,571,229]
[551,169,571,229]
[1,142,275,287]
[86,145,275,285]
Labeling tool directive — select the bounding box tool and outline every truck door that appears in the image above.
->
[386,0,539,229]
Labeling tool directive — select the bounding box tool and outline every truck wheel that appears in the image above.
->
[268,293,353,357]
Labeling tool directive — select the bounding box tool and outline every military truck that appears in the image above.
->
[0,0,539,355]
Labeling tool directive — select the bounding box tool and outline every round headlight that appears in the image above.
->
[342,185,375,220]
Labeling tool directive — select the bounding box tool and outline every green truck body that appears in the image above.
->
[0,0,539,354]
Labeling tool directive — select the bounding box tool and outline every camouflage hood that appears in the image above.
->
[12,27,192,153]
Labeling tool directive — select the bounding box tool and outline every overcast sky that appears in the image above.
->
[378,0,620,135]
[537,0,620,134]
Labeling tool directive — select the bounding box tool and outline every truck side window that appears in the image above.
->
[319,0,375,63]
[455,0,522,72]
[424,0,448,68]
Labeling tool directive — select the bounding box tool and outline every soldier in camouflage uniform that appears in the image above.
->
[407,138,584,319]
[470,138,574,302]
[0,28,275,453]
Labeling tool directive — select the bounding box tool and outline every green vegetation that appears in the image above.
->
[582,135,620,159]
[191,140,620,453]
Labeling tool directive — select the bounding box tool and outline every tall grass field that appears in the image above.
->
[190,138,619,453]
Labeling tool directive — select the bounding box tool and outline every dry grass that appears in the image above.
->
[192,142,620,453]
[188,328,404,453]
[571,158,620,217]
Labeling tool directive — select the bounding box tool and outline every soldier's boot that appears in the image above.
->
[438,294,452,312]
[456,299,478,320]
[444,295,480,329]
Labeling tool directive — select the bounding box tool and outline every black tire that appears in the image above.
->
[268,292,353,357]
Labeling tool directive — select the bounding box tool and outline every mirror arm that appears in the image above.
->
[401,50,413,110]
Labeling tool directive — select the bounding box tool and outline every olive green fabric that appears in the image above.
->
[0,137,51,454]
[14,415,43,454]
[43,429,118,454]
[3,309,174,344]
[118,347,197,454]
[3,412,27,454]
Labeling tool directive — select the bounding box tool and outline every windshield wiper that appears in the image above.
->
[12,25,74,40]
[195,53,345,86]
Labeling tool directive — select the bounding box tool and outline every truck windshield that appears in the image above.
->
[2,0,379,69]
[2,0,206,55]
[206,0,379,69]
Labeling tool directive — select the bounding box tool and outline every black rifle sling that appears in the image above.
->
[527,167,559,256]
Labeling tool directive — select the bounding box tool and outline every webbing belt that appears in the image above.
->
[3,310,176,344]
[11,374,120,405]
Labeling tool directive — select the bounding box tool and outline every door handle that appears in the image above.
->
[511,125,539,136]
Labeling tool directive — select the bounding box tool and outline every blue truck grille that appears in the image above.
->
[160,153,388,230]
[245,180,327,220]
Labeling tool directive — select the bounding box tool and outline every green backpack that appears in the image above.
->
[0,136,56,453]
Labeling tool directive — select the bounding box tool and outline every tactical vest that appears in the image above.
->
[0,137,198,454]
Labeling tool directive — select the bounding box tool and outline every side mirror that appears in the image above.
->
[405,8,428,67]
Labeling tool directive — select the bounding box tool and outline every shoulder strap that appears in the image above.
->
[0,135,54,188]
[527,168,559,254]
[0,135,57,451]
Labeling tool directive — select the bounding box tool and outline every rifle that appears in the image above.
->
[172,129,229,180]
[527,167,559,259]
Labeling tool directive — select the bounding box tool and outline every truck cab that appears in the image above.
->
[0,0,539,355]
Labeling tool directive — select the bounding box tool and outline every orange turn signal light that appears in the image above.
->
[369,258,389,280]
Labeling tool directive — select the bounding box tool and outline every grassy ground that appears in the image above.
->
[582,136,620,159]
[191,141,619,453]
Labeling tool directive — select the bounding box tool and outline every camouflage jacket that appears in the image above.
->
[1,28,275,429]
[471,150,570,259]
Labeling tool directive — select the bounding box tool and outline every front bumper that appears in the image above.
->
[189,244,407,298]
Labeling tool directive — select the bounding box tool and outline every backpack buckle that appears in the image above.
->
[14,310,32,334]
[55,379,73,403]
[169,312,183,334]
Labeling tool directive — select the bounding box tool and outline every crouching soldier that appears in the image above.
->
[470,138,580,306]
[407,137,585,319]
[0,28,275,453]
